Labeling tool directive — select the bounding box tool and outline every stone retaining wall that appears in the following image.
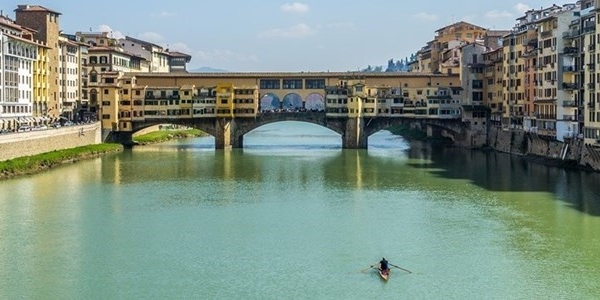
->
[0,123,102,162]
[488,126,600,172]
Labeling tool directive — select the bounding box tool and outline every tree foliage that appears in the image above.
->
[359,54,417,72]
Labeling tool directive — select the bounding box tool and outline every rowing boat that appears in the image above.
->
[378,268,390,281]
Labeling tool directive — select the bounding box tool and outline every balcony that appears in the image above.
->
[562,100,578,107]
[523,38,538,47]
[563,47,579,55]
[588,82,596,90]
[590,44,597,52]
[562,114,577,121]
[562,65,577,72]
[541,31,553,38]
[562,82,578,90]
[562,29,579,39]
[587,63,597,71]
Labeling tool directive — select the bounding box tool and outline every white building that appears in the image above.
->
[120,36,170,73]
[0,18,38,130]
[58,34,83,120]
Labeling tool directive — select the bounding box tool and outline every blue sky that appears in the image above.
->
[3,1,554,71]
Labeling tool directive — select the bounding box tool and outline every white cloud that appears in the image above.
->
[485,10,513,20]
[137,32,164,44]
[259,23,315,38]
[196,49,258,63]
[97,25,125,39]
[515,3,531,14]
[281,2,309,13]
[413,12,438,22]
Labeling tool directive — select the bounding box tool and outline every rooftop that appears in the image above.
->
[14,4,61,15]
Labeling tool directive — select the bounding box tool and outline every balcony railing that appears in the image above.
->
[562,29,579,39]
[562,82,578,90]
[588,63,596,71]
[590,44,596,52]
[563,47,579,55]
[562,114,577,121]
[562,100,578,107]
[588,83,596,89]
[541,31,553,38]
[563,66,577,72]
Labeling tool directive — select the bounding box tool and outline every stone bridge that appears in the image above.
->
[110,113,473,149]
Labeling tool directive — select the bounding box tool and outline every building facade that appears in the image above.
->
[0,16,41,130]
[14,5,61,120]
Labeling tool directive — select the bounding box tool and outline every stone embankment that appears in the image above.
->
[487,126,600,172]
[0,123,102,162]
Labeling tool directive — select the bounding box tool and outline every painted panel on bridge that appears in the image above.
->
[282,93,303,111]
[305,93,325,112]
[260,94,281,111]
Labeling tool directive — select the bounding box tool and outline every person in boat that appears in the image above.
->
[379,257,389,271]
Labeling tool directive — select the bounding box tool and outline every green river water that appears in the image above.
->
[1,122,599,299]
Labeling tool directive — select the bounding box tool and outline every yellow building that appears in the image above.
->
[483,48,505,126]
[502,31,526,129]
[33,42,51,119]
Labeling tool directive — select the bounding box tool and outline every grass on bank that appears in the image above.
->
[133,128,206,144]
[0,143,123,180]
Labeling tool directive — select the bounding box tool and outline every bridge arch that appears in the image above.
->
[305,93,325,112]
[234,113,345,139]
[260,93,281,112]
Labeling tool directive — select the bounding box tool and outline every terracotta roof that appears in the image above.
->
[14,5,61,15]
[435,21,486,33]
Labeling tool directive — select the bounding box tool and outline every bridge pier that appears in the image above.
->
[108,131,134,145]
[342,117,367,149]
[215,118,244,149]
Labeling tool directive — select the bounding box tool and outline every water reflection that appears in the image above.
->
[406,142,600,216]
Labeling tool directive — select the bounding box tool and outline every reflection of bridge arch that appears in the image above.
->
[282,93,303,110]
[305,93,325,112]
[260,93,281,111]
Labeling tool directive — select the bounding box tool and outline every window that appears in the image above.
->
[282,79,303,89]
[260,79,281,89]
[306,79,325,89]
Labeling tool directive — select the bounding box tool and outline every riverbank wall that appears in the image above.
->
[487,126,600,172]
[0,123,102,162]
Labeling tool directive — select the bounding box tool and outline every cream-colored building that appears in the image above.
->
[0,16,40,130]
[578,0,600,145]
[58,34,85,120]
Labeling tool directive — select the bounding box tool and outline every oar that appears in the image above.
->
[389,263,412,274]
[360,265,376,272]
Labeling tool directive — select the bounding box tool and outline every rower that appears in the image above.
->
[379,257,389,270]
